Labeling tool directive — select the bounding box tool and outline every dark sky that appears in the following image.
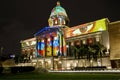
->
[0,0,120,55]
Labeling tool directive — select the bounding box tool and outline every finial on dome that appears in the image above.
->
[57,1,60,6]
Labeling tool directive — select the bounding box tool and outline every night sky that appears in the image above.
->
[0,0,120,56]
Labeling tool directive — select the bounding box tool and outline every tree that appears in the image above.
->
[75,44,89,67]
[87,42,106,66]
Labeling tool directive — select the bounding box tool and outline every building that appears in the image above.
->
[109,21,120,68]
[64,18,111,69]
[34,1,69,70]
[21,2,120,70]
[20,38,36,62]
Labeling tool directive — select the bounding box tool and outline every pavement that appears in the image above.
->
[49,69,120,73]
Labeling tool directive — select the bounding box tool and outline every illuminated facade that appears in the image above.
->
[33,2,112,70]
[20,38,36,62]
[48,1,69,27]
[34,2,69,70]
[109,21,120,68]
[64,18,111,67]
[21,2,120,70]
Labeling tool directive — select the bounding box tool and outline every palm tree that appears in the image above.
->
[87,42,106,67]
[95,42,106,66]
[76,44,89,67]
[73,42,106,67]
[80,45,89,59]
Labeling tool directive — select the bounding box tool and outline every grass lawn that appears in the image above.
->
[0,72,120,80]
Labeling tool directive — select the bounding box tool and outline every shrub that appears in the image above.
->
[34,67,48,73]
[11,66,35,73]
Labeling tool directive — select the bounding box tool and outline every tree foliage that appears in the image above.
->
[73,42,106,61]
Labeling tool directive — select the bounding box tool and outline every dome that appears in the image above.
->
[50,1,68,17]
[48,1,70,27]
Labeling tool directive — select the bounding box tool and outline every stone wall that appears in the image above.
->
[108,21,120,60]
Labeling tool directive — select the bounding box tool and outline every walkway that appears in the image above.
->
[49,69,120,73]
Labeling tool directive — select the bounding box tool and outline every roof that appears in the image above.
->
[34,26,62,37]
[50,1,68,17]
[109,20,120,25]
[20,37,36,43]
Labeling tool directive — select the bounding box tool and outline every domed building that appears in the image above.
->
[34,1,69,70]
[21,1,120,71]
[48,1,69,27]
[33,1,111,71]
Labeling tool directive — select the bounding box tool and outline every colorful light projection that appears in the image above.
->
[50,1,68,19]
[65,18,107,38]
[53,34,60,56]
[46,37,52,56]
[48,1,69,27]
[56,32,67,56]
[51,31,65,56]
[37,31,66,57]
[37,39,45,57]
[61,35,67,56]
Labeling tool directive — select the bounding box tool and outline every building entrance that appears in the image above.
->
[53,60,62,70]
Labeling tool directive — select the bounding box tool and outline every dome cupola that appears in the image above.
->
[48,1,70,27]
